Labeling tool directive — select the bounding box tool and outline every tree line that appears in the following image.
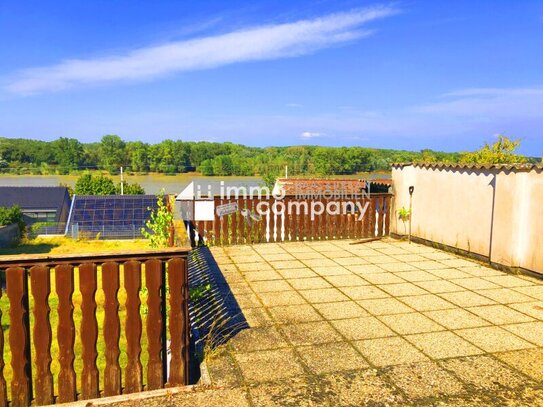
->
[0,135,534,177]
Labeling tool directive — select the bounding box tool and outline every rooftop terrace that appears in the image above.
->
[106,238,543,406]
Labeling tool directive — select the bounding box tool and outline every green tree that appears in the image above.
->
[211,155,233,176]
[460,135,527,165]
[99,135,126,173]
[126,141,149,172]
[52,137,85,174]
[199,159,214,176]
[74,173,116,195]
[0,153,8,170]
[118,182,145,195]
[261,172,278,190]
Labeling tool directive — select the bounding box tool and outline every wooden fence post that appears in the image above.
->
[167,257,189,386]
[79,262,99,400]
[0,287,8,406]
[6,266,32,406]
[145,259,165,390]
[124,261,143,393]
[102,262,122,397]
[30,265,54,405]
[55,264,77,403]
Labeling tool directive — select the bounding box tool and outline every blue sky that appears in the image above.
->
[1,0,542,155]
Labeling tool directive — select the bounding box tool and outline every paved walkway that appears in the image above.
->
[113,239,543,406]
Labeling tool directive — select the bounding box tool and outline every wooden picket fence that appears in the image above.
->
[0,248,190,406]
[190,193,392,246]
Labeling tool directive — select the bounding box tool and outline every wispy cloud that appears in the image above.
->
[300,131,323,139]
[3,5,399,96]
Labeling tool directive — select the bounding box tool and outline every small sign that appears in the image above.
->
[215,202,238,217]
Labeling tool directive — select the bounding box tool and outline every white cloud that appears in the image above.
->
[300,131,323,139]
[3,6,399,95]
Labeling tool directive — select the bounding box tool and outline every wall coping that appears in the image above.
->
[391,162,543,172]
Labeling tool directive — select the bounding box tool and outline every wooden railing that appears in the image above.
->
[190,193,392,246]
[0,248,190,406]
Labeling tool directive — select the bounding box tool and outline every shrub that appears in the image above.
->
[0,205,25,234]
[397,207,410,235]
[141,192,173,248]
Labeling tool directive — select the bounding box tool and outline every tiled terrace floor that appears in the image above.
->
[201,239,543,406]
[113,238,543,406]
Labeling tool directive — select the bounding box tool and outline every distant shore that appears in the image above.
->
[0,171,390,195]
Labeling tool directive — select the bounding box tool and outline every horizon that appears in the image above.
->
[1,1,542,155]
[0,134,539,158]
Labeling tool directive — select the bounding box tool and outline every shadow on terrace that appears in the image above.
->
[188,247,249,364]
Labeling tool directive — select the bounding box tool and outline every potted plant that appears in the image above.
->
[397,207,411,238]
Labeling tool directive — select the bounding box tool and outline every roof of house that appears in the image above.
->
[275,178,378,195]
[0,186,70,210]
[391,162,543,172]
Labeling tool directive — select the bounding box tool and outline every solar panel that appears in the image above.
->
[68,195,161,239]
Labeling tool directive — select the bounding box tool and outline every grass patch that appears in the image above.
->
[0,236,152,256]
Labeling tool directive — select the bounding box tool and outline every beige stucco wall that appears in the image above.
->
[391,165,543,274]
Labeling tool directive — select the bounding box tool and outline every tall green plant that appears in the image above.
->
[141,192,173,248]
[398,207,410,236]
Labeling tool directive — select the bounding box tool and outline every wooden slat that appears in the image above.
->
[337,200,344,240]
[378,196,385,236]
[252,198,260,244]
[79,262,99,400]
[283,197,290,242]
[276,199,283,243]
[253,199,262,244]
[308,198,315,241]
[231,201,238,245]
[213,197,221,246]
[145,259,164,390]
[7,267,32,406]
[221,199,228,246]
[369,197,377,237]
[384,196,391,236]
[298,199,304,241]
[290,198,297,242]
[322,199,329,240]
[362,198,369,238]
[0,287,8,406]
[259,199,268,243]
[102,262,121,397]
[55,264,77,403]
[289,197,296,242]
[167,258,188,386]
[319,199,325,240]
[30,265,54,405]
[237,198,245,244]
[124,261,143,393]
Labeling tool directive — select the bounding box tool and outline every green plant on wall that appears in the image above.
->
[141,191,173,248]
[398,207,411,236]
